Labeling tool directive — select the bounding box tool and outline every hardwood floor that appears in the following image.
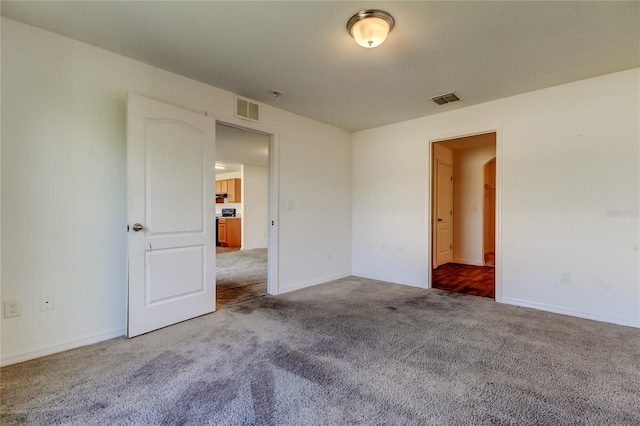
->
[432,263,495,298]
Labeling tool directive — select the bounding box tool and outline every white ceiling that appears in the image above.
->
[216,124,269,168]
[2,1,638,131]
[437,132,495,151]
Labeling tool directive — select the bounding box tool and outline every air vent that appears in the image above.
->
[432,92,460,105]
[432,97,448,106]
[235,96,260,122]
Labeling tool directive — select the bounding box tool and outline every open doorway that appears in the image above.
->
[431,132,497,299]
[215,123,271,308]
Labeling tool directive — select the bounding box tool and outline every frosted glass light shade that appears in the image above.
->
[347,10,395,49]
[351,17,390,48]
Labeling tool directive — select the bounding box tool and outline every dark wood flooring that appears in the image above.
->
[432,263,495,298]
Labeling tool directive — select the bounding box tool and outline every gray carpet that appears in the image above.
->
[216,248,267,307]
[217,248,267,291]
[1,277,639,425]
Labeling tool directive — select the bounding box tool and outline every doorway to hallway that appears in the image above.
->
[430,132,497,299]
[215,123,271,308]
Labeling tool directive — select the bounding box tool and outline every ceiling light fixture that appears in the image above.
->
[215,164,226,170]
[347,9,395,48]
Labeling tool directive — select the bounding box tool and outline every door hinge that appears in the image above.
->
[450,244,453,249]
[450,210,453,215]
[127,225,130,232]
[450,176,453,182]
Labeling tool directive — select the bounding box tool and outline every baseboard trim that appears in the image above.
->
[1,328,126,367]
[278,272,352,295]
[351,273,428,289]
[452,258,483,266]
[501,297,639,328]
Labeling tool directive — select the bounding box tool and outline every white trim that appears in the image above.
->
[501,298,640,329]
[278,273,352,295]
[425,124,503,302]
[0,328,125,367]
[267,132,280,296]
[494,125,503,302]
[424,141,432,288]
[452,258,483,266]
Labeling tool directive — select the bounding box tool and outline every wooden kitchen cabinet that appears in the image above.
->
[216,179,228,195]
[218,218,241,247]
[218,221,227,245]
[215,178,241,203]
[226,178,241,203]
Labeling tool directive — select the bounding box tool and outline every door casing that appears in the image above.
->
[213,119,280,297]
[425,125,503,302]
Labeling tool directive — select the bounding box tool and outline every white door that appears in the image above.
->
[127,94,216,337]
[435,161,453,267]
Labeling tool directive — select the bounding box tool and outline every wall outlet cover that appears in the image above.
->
[3,299,22,318]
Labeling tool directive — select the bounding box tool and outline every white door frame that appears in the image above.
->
[425,124,503,302]
[214,118,280,296]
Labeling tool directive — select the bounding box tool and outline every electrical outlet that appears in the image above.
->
[560,272,572,284]
[3,299,22,318]
[40,294,55,311]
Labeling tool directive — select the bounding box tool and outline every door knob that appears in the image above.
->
[437,218,443,222]
[132,223,145,232]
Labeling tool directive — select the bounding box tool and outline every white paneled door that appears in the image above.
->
[127,94,216,337]
[435,161,453,267]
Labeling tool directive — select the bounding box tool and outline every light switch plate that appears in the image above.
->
[40,294,55,311]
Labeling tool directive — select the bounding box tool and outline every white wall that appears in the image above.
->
[451,142,496,265]
[242,165,269,250]
[0,18,352,365]
[217,171,242,180]
[353,68,640,327]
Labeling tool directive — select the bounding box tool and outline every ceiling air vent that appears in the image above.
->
[432,92,460,106]
[235,96,260,122]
